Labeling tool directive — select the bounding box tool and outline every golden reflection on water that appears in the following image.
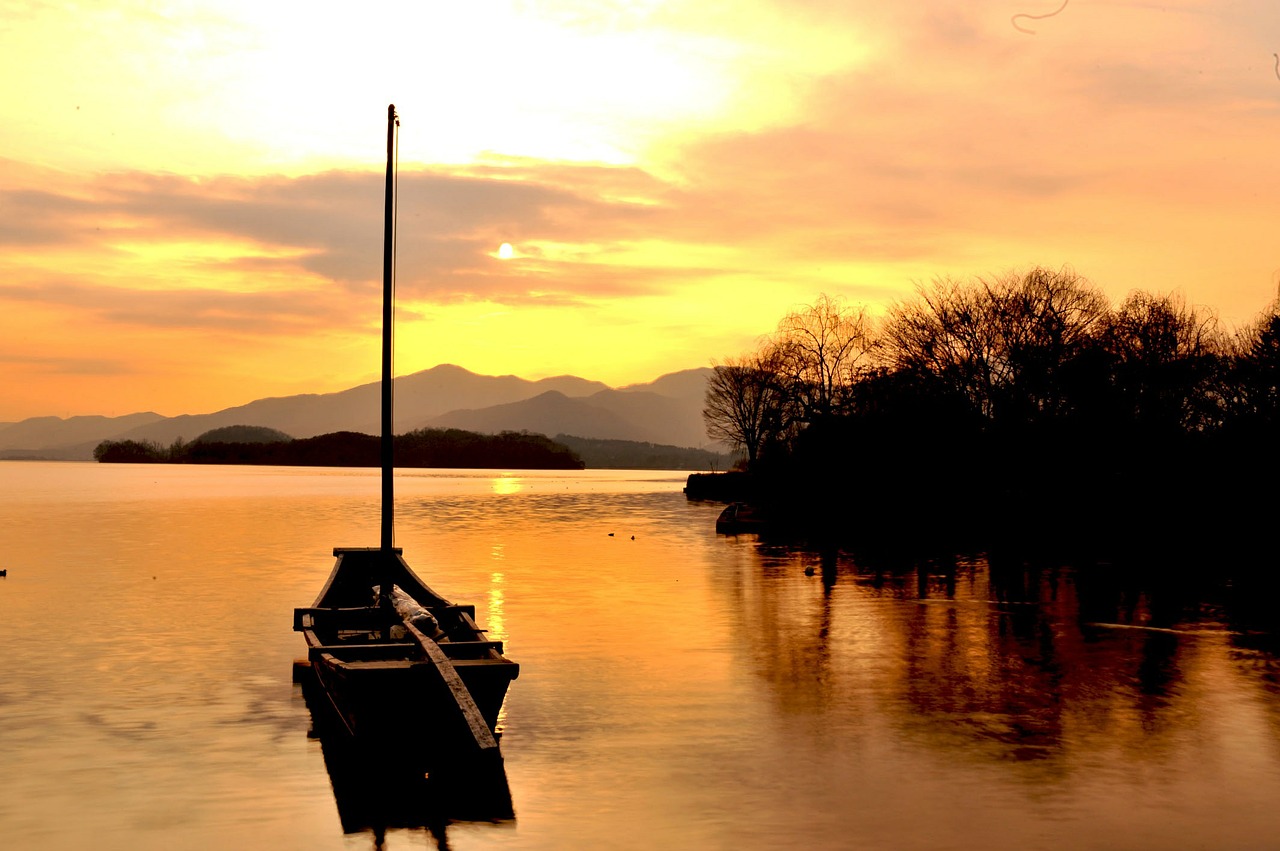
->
[489,569,509,731]
[487,570,506,640]
[2,464,1280,850]
[491,474,522,495]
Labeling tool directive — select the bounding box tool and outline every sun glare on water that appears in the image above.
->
[491,474,522,495]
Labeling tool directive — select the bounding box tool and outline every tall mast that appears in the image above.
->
[381,104,398,553]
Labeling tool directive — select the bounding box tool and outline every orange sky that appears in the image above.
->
[2,1,1278,421]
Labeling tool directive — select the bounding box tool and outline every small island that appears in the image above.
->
[94,425,586,470]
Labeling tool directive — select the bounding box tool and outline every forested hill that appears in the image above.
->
[4,364,717,461]
[94,427,585,470]
[553,434,735,470]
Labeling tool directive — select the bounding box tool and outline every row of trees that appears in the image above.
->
[95,427,585,469]
[704,268,1279,554]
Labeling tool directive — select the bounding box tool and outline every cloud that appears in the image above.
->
[0,162,677,321]
[0,279,360,334]
[0,350,137,378]
[4,0,1278,351]
[0,187,103,247]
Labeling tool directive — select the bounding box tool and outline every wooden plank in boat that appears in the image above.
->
[448,657,518,668]
[335,660,412,670]
[293,606,386,631]
[404,621,499,753]
[439,640,505,655]
[307,643,416,661]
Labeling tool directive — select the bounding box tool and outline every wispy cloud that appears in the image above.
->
[2,0,1279,419]
[0,279,358,333]
[0,163,672,313]
[0,350,137,378]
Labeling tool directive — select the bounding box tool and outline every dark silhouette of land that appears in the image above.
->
[553,434,734,470]
[95,426,585,470]
[698,268,1280,560]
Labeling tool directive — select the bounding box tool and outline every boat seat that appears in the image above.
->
[438,639,505,656]
[308,639,505,662]
[308,643,415,661]
[293,606,388,631]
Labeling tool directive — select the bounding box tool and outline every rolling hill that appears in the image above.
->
[0,364,718,461]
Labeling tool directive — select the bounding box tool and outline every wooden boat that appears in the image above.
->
[715,501,764,534]
[295,630,515,839]
[294,547,519,759]
[311,684,515,838]
[294,105,518,762]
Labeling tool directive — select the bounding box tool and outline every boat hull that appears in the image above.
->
[715,501,764,534]
[296,547,519,761]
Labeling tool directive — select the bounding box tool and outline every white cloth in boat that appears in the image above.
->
[374,584,444,639]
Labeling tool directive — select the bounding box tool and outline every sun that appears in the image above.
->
[498,242,515,260]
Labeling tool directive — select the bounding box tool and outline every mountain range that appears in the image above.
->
[0,364,717,462]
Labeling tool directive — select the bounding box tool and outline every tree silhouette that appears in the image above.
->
[1229,308,1280,429]
[1100,290,1225,432]
[701,267,1279,557]
[882,267,1109,425]
[703,349,790,467]
[773,293,877,424]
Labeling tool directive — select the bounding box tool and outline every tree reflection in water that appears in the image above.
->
[717,544,1280,781]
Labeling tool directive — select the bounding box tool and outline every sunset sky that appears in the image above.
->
[3,0,1278,421]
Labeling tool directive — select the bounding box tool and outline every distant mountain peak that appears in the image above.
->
[0,364,718,460]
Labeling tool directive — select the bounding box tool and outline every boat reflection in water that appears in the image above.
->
[296,662,515,850]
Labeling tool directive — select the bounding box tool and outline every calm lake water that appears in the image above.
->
[1,461,1278,850]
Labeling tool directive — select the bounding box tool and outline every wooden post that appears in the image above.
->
[381,103,397,555]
